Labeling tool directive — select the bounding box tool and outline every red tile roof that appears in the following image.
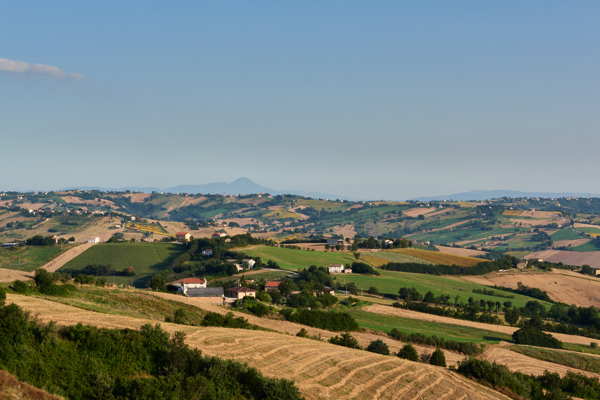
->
[265,281,281,288]
[171,277,206,285]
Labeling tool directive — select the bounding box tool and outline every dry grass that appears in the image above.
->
[434,245,488,258]
[6,294,510,400]
[403,207,436,217]
[462,269,600,308]
[0,370,62,400]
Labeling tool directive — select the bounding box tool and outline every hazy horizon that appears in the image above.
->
[2,2,600,199]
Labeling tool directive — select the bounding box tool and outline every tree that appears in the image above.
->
[149,274,166,291]
[34,269,55,289]
[505,307,520,325]
[429,348,447,367]
[0,287,5,306]
[367,340,390,355]
[296,328,308,338]
[367,286,380,295]
[328,333,361,349]
[397,344,419,361]
[512,325,562,348]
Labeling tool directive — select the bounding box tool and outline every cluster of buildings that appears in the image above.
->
[166,277,267,300]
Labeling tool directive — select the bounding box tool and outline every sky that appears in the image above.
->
[1,1,599,200]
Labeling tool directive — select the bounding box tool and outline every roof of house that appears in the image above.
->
[329,264,344,268]
[176,232,189,236]
[186,287,224,297]
[265,281,281,288]
[168,277,206,285]
[227,287,256,294]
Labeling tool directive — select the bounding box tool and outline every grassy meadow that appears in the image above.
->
[336,269,550,308]
[511,345,600,374]
[0,245,72,272]
[238,245,356,270]
[62,242,184,285]
[349,308,510,343]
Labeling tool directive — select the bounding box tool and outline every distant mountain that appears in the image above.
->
[412,190,600,201]
[67,178,348,200]
[165,177,274,195]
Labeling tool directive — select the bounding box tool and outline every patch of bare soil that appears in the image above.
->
[525,250,600,268]
[0,268,31,283]
[461,269,600,308]
[7,294,510,400]
[60,196,117,209]
[331,224,357,238]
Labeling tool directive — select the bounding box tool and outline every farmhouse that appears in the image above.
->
[212,232,228,239]
[167,277,207,295]
[327,237,345,247]
[328,264,345,274]
[226,287,256,300]
[264,281,281,291]
[244,258,256,268]
[185,287,224,298]
[176,232,192,242]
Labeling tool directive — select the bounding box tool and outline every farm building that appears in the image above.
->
[328,264,346,274]
[212,232,227,239]
[167,277,207,295]
[226,287,256,300]
[264,281,281,291]
[327,237,345,247]
[244,258,256,268]
[176,232,192,242]
[185,287,224,298]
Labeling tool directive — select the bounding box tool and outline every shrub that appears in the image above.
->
[513,326,562,349]
[397,344,419,361]
[10,280,32,294]
[429,348,446,367]
[296,328,309,338]
[367,339,390,355]
[329,333,361,349]
[201,312,253,329]
[350,262,379,275]
[281,309,358,331]
[0,287,5,306]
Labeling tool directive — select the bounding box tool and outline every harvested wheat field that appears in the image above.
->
[364,304,600,347]
[0,370,62,400]
[462,269,600,308]
[389,248,485,267]
[434,245,487,258]
[6,294,509,400]
[481,344,600,378]
[525,250,600,268]
[0,267,31,283]
[149,292,466,366]
[403,207,436,217]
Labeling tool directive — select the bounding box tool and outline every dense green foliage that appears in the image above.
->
[349,262,379,275]
[388,328,483,355]
[328,333,361,349]
[381,255,517,275]
[281,309,359,331]
[397,344,419,361]
[429,348,446,367]
[366,339,389,355]
[0,303,302,400]
[457,358,600,400]
[492,283,552,302]
[512,326,562,349]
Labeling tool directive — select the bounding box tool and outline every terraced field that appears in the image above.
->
[6,294,510,400]
[239,245,356,270]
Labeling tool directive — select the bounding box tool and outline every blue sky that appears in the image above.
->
[1,2,599,199]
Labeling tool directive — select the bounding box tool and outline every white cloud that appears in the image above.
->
[0,58,83,80]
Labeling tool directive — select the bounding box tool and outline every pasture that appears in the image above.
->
[238,245,356,270]
[62,242,184,285]
[336,269,550,308]
[0,245,71,272]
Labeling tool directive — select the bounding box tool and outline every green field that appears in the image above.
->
[349,309,510,343]
[368,251,432,265]
[62,242,184,285]
[336,270,550,308]
[0,245,72,272]
[571,241,600,252]
[238,245,356,270]
[551,228,587,241]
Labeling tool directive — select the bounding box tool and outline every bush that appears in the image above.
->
[10,280,33,294]
[350,262,379,275]
[513,326,562,349]
[0,287,5,306]
[329,333,361,349]
[367,339,390,355]
[201,312,253,329]
[296,328,309,338]
[389,328,483,356]
[397,344,419,361]
[235,298,272,317]
[281,309,358,331]
[429,348,446,367]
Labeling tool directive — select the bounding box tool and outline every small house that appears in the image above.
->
[328,264,345,274]
[264,281,281,291]
[243,258,256,269]
[201,248,213,257]
[167,277,207,295]
[176,232,192,242]
[226,287,256,300]
[327,237,345,247]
